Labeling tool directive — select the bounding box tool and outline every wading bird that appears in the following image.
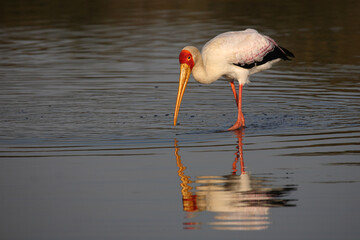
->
[173,29,294,130]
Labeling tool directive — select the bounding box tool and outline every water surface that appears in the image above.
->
[0,0,359,239]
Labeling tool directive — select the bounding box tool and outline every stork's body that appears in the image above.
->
[174,29,294,130]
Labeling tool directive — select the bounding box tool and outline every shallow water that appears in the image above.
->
[1,0,360,239]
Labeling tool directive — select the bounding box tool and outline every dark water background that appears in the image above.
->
[1,0,359,239]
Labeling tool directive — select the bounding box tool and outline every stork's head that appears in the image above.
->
[173,46,198,127]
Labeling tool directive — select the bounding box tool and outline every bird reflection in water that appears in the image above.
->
[174,129,297,231]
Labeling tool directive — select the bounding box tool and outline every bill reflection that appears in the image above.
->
[174,130,297,231]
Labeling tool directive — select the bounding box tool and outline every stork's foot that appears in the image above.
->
[228,121,245,131]
[227,112,245,131]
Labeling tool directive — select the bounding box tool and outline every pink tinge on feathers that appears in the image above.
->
[236,36,276,64]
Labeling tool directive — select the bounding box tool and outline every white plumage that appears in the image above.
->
[209,29,275,63]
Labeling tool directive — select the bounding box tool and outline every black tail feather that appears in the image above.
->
[279,46,295,59]
[233,45,294,69]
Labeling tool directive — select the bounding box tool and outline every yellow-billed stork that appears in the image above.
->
[173,29,294,130]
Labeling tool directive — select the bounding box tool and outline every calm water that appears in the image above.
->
[1,0,360,239]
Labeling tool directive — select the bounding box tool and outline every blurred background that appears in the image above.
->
[0,0,359,143]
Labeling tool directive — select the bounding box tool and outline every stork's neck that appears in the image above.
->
[193,54,220,84]
[183,46,218,84]
[191,55,208,84]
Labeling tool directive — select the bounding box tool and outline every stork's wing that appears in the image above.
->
[203,29,294,69]
[234,44,295,69]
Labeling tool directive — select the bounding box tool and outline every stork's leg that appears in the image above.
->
[228,84,245,131]
[229,81,238,107]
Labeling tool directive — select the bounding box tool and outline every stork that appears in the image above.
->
[173,29,294,130]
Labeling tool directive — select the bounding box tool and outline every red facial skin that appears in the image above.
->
[179,50,195,70]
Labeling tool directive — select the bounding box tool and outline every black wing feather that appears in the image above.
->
[234,46,295,69]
